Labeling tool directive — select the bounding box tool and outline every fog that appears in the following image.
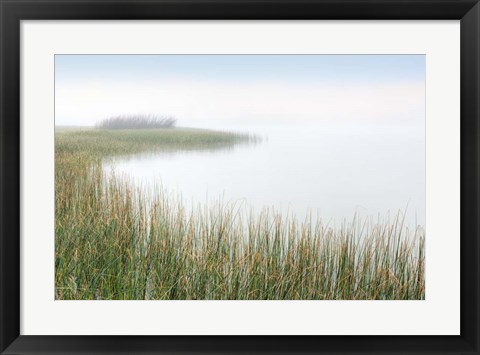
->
[58,55,425,226]
[104,122,425,227]
[55,55,425,129]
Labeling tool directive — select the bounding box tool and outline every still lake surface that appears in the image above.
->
[103,123,425,228]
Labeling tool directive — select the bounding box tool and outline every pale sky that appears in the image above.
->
[55,55,425,128]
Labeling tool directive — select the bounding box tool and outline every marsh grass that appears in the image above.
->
[55,128,425,300]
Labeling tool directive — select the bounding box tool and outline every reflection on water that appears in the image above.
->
[103,123,425,228]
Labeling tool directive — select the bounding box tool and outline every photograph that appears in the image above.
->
[55,54,426,301]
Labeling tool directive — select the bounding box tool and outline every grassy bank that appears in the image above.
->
[55,128,425,300]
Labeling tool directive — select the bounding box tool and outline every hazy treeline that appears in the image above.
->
[97,114,177,130]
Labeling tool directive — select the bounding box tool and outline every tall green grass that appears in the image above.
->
[55,128,425,300]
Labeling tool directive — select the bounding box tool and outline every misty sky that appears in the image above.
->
[55,55,425,128]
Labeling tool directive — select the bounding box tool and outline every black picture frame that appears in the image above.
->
[1,0,479,354]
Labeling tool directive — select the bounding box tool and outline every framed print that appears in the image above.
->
[1,0,479,354]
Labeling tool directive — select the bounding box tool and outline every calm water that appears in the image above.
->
[103,123,425,228]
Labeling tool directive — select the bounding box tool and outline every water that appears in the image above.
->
[103,123,425,228]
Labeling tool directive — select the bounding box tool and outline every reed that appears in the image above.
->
[55,128,425,300]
